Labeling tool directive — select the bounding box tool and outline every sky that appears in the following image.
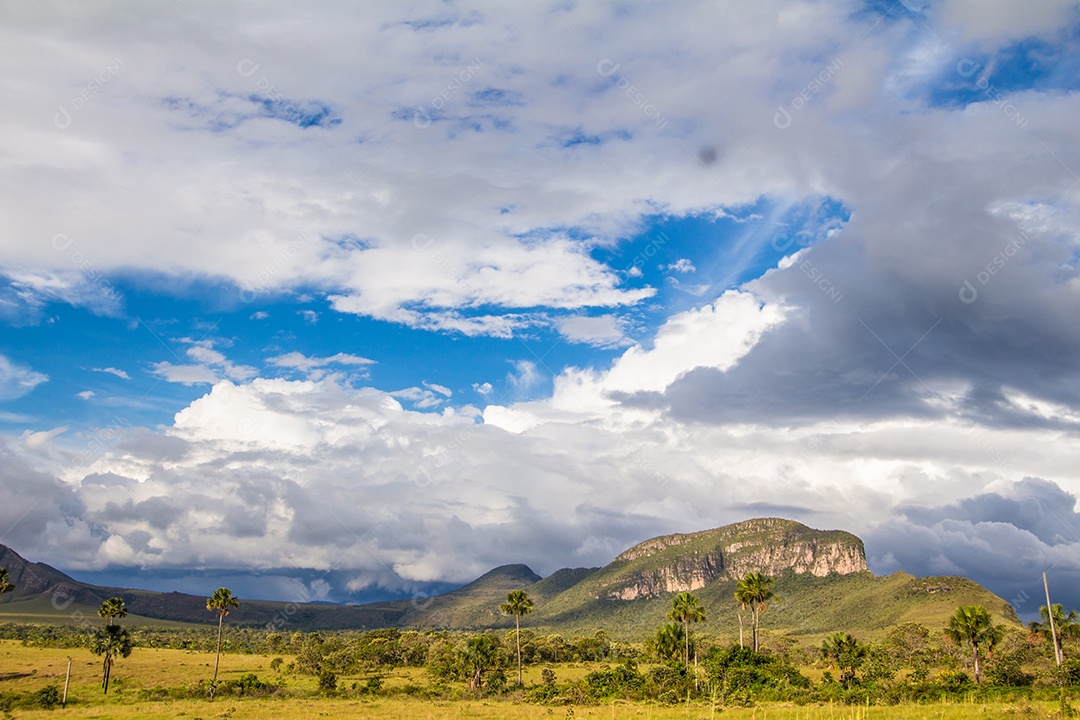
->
[1,0,1079,621]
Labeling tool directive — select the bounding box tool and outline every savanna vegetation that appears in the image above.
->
[3,573,1080,718]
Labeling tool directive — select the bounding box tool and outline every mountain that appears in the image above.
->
[599,517,866,600]
[396,564,543,628]
[0,518,1020,638]
[0,544,404,630]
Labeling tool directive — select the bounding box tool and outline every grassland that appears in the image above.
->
[1,640,1074,720]
[1,698,1073,720]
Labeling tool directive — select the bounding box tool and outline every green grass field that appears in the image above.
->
[0,640,1070,719]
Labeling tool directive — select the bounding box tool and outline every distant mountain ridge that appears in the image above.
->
[0,518,1018,638]
[603,517,866,600]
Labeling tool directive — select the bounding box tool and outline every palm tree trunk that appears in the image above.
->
[684,619,690,671]
[515,614,522,687]
[213,612,224,683]
[973,645,980,684]
[103,657,111,694]
[752,609,759,652]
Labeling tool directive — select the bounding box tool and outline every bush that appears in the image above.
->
[317,670,337,692]
[583,659,645,699]
[984,656,1034,687]
[1062,659,1080,687]
[34,685,60,710]
[703,644,810,696]
[932,669,973,691]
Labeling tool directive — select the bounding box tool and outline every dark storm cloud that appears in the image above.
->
[865,478,1080,620]
[645,153,1080,431]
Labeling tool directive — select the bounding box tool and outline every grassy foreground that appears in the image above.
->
[0,697,1070,719]
[0,640,1071,719]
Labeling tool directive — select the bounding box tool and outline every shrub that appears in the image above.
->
[704,644,810,695]
[1062,659,1080,687]
[984,656,1034,687]
[317,670,337,692]
[34,685,60,710]
[932,669,973,692]
[583,659,645,699]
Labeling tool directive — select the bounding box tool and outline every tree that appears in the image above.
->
[1029,603,1080,663]
[652,621,687,664]
[945,605,1004,684]
[206,587,240,692]
[499,590,534,687]
[668,592,706,670]
[820,632,866,688]
[97,597,127,627]
[91,625,133,694]
[734,572,777,652]
[462,635,499,692]
[0,567,14,596]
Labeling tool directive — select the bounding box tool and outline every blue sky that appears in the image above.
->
[2,0,1080,618]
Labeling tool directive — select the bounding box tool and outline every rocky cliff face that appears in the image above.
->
[604,518,867,601]
[607,552,724,600]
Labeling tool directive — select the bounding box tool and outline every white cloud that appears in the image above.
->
[472,382,493,395]
[76,390,95,400]
[249,311,269,320]
[268,351,376,377]
[151,341,257,385]
[22,426,67,449]
[93,367,130,380]
[149,362,220,386]
[424,381,452,397]
[555,314,629,348]
[506,360,543,395]
[0,269,123,320]
[668,259,696,273]
[0,354,48,400]
[298,310,319,325]
[391,384,450,409]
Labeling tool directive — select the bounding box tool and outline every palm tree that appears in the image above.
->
[1029,603,1080,664]
[668,592,706,670]
[945,605,1004,684]
[734,572,777,652]
[499,590,534,687]
[820,632,865,688]
[91,625,133,694]
[206,587,240,690]
[462,634,499,692]
[0,568,14,596]
[652,621,687,664]
[97,597,127,627]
